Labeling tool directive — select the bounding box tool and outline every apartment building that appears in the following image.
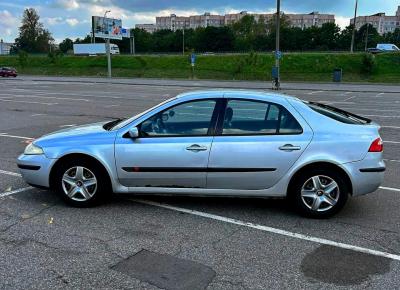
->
[135,24,157,33]
[138,11,335,33]
[351,6,400,35]
[288,12,335,29]
[0,40,13,55]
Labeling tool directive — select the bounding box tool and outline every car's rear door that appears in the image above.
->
[115,98,221,188]
[207,95,313,190]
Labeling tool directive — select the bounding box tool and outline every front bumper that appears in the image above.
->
[343,153,385,196]
[17,154,57,188]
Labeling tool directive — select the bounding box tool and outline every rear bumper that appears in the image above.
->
[343,154,385,196]
[17,154,56,188]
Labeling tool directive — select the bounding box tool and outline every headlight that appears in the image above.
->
[24,143,44,155]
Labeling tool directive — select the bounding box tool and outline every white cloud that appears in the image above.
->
[44,17,63,25]
[0,10,18,41]
[66,18,79,26]
[335,16,351,29]
[55,0,80,10]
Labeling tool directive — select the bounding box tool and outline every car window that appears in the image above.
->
[140,99,217,137]
[306,102,370,124]
[222,99,302,135]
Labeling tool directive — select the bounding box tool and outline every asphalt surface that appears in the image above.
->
[1,76,400,289]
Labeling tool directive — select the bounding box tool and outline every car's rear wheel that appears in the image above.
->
[290,169,349,218]
[54,159,111,207]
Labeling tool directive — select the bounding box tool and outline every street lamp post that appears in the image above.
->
[182,28,185,55]
[350,0,358,53]
[104,10,112,78]
[273,0,281,90]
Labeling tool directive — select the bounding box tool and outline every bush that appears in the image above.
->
[18,50,28,67]
[48,50,63,64]
[361,53,375,75]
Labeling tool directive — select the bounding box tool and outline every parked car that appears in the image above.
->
[367,48,382,54]
[0,67,17,77]
[17,90,385,218]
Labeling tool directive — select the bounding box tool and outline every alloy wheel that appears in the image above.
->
[300,175,340,212]
[61,166,98,202]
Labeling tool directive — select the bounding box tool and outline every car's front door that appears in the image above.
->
[115,98,219,188]
[207,97,313,190]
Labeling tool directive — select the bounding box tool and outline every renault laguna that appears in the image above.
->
[17,90,385,218]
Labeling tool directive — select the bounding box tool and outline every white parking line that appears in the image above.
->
[380,186,400,192]
[362,115,400,118]
[0,133,34,140]
[59,124,77,128]
[132,199,400,261]
[0,187,33,198]
[0,98,58,106]
[307,91,323,95]
[343,95,357,102]
[384,140,400,144]
[381,126,400,129]
[0,170,21,177]
[384,159,400,163]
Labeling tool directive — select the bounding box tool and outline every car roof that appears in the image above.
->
[176,89,299,102]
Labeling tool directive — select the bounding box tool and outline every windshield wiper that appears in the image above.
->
[103,118,126,130]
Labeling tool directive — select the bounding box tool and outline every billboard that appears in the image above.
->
[121,28,130,38]
[92,16,122,40]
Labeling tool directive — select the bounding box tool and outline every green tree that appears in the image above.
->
[59,38,73,53]
[14,8,54,53]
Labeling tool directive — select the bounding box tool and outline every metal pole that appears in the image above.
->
[350,0,358,53]
[182,28,185,55]
[273,0,281,90]
[106,38,112,78]
[132,34,135,55]
[365,23,369,51]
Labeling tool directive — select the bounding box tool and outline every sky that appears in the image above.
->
[1,0,399,43]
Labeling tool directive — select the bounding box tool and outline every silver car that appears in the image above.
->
[17,90,385,218]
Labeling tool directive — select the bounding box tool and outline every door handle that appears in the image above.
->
[186,144,208,152]
[279,144,301,151]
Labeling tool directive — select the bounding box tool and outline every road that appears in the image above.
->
[0,76,400,289]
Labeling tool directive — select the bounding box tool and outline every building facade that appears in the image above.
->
[0,40,13,55]
[138,11,336,33]
[135,24,157,33]
[351,6,400,35]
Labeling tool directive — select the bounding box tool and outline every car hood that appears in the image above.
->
[35,121,110,144]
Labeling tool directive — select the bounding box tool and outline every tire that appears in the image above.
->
[289,169,349,218]
[53,159,111,207]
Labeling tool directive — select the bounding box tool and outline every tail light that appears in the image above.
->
[369,137,383,152]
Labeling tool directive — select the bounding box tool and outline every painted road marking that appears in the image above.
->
[0,170,21,177]
[380,186,400,193]
[384,159,400,163]
[0,133,34,140]
[132,199,400,261]
[59,124,77,128]
[307,91,323,95]
[0,98,58,106]
[343,95,357,102]
[362,115,400,118]
[0,187,33,198]
[381,126,400,129]
[384,141,400,144]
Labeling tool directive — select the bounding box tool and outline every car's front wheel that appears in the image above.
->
[54,159,111,207]
[290,169,349,218]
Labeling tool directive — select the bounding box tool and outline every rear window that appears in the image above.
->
[306,102,371,125]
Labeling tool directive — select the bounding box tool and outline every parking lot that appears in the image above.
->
[1,76,400,289]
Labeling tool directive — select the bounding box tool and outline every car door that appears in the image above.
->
[207,97,313,190]
[115,98,220,188]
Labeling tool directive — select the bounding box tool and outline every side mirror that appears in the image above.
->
[128,127,139,139]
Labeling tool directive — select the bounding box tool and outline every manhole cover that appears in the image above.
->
[112,249,216,290]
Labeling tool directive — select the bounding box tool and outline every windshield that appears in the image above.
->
[306,101,371,125]
[109,97,178,130]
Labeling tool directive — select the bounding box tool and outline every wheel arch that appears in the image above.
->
[287,161,353,196]
[49,153,113,190]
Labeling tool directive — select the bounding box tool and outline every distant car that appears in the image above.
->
[0,67,17,77]
[367,48,382,54]
[17,90,385,218]
[376,43,400,52]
